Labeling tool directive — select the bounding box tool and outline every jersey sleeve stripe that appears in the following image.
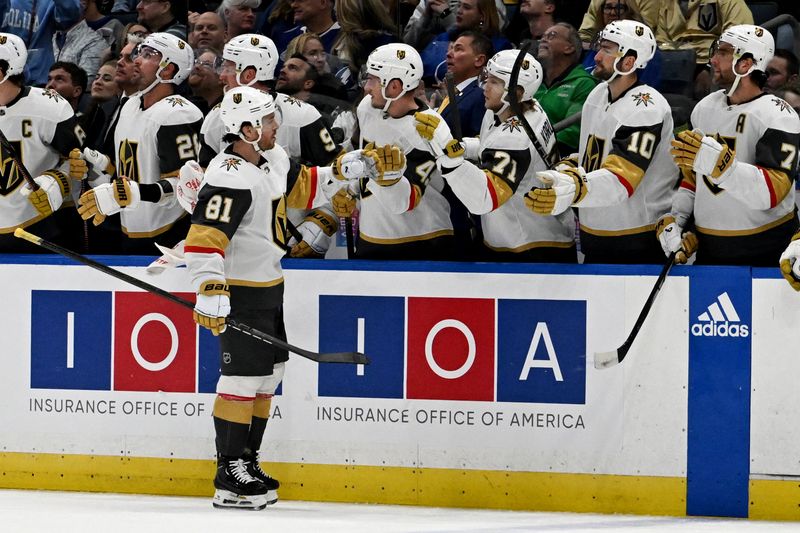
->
[185,224,229,256]
[602,154,644,195]
[408,184,421,210]
[484,170,514,209]
[485,174,499,211]
[286,165,318,210]
[759,166,791,208]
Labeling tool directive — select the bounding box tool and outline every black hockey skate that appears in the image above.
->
[242,452,279,505]
[212,457,270,510]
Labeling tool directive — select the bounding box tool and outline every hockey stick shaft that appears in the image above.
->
[507,43,560,168]
[0,128,38,190]
[14,228,369,365]
[444,72,462,141]
[594,251,676,369]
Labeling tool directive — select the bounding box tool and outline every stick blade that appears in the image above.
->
[594,349,621,369]
[314,352,371,365]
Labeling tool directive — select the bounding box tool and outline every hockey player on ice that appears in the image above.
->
[414,49,576,262]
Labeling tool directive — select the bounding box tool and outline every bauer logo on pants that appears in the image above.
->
[317,295,587,404]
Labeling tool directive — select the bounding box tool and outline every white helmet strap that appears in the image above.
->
[727,55,756,96]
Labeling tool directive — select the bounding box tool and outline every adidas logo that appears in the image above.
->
[690,292,749,338]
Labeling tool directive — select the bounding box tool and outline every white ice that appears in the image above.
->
[1,490,797,533]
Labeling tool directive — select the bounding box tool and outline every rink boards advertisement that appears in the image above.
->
[0,257,798,520]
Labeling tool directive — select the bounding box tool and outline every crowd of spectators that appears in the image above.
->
[1,0,799,265]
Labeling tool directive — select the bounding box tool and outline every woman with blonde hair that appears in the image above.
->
[285,33,330,73]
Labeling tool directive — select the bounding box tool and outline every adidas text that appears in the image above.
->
[690,321,749,337]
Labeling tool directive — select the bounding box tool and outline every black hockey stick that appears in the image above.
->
[0,128,39,190]
[14,228,370,365]
[507,43,560,168]
[444,72,462,141]
[594,251,677,369]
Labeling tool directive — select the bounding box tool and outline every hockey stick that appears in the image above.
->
[507,43,560,168]
[14,228,370,365]
[594,251,677,369]
[444,72,462,141]
[0,128,38,190]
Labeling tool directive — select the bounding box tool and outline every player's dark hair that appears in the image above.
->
[0,59,25,87]
[775,49,799,77]
[50,61,89,92]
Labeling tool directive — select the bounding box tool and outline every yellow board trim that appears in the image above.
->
[750,479,800,521]
[0,451,685,515]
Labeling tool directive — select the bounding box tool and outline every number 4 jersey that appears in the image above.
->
[114,94,203,238]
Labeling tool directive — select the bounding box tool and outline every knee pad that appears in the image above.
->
[257,363,285,396]
[216,375,265,397]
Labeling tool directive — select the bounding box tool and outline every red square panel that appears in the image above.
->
[406,297,494,401]
[113,292,197,392]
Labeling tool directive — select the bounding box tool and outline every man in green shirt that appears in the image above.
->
[534,22,598,156]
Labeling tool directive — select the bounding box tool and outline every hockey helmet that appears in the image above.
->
[223,34,279,85]
[597,19,656,72]
[220,86,276,137]
[139,32,194,85]
[0,33,27,82]
[716,24,774,73]
[484,49,543,103]
[366,44,423,94]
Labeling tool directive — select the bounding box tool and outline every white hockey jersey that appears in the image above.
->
[675,90,800,235]
[576,82,677,236]
[114,94,203,237]
[445,106,575,251]
[200,92,338,166]
[0,87,82,232]
[355,95,453,243]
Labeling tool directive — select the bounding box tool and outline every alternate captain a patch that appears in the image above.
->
[632,92,653,107]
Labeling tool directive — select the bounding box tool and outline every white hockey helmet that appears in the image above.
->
[0,33,27,83]
[140,32,194,85]
[222,34,279,86]
[220,86,276,148]
[597,19,656,75]
[718,24,774,73]
[366,43,423,112]
[485,49,543,103]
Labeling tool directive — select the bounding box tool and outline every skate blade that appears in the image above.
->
[264,489,278,506]
[212,490,269,511]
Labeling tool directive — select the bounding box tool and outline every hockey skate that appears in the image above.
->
[242,452,279,505]
[212,457,270,510]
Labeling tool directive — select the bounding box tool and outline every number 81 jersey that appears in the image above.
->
[114,94,203,237]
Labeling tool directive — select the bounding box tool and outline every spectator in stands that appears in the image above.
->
[91,61,121,101]
[766,49,799,93]
[53,6,108,83]
[0,0,81,86]
[276,54,317,100]
[285,32,329,72]
[331,0,397,93]
[655,0,753,96]
[124,22,149,44]
[46,61,87,111]
[189,11,226,51]
[578,0,657,47]
[518,0,557,43]
[273,0,338,55]
[85,0,126,59]
[440,31,492,138]
[82,60,121,149]
[137,0,188,39]
[535,23,597,155]
[776,80,800,112]
[188,47,224,114]
[403,0,506,51]
[218,0,257,40]
[420,0,512,82]
[261,0,295,46]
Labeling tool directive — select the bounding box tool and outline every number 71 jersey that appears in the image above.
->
[114,94,204,237]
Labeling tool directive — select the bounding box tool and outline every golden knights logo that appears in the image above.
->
[397,50,405,60]
[0,139,22,196]
[522,59,529,70]
[582,135,606,172]
[165,96,186,107]
[772,97,791,113]
[118,139,140,182]
[272,196,289,250]
[501,117,523,133]
[221,157,242,171]
[233,92,242,104]
[635,25,644,37]
[177,40,185,49]
[632,92,653,107]
[43,88,63,102]
[0,36,6,45]
[250,36,260,46]
[755,27,764,37]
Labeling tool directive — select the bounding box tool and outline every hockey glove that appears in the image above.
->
[364,142,406,185]
[194,280,230,336]
[78,177,141,225]
[333,150,375,181]
[655,215,697,264]
[68,148,88,180]
[555,154,580,171]
[20,171,71,217]
[413,111,464,169]
[177,160,204,213]
[779,232,800,291]
[671,130,736,184]
[331,187,357,217]
[289,208,338,258]
[526,167,587,216]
